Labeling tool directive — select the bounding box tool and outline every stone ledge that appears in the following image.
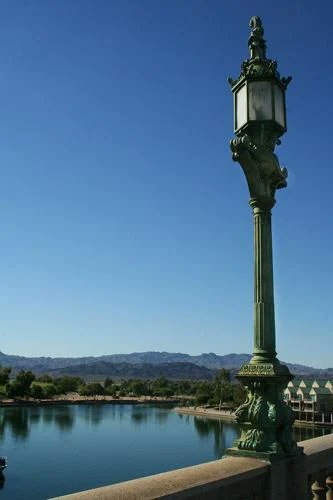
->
[300,433,333,475]
[50,456,269,500]
[50,435,333,500]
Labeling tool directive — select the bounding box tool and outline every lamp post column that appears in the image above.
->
[251,197,276,364]
[226,17,303,460]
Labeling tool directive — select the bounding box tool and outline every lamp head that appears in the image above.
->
[228,17,292,146]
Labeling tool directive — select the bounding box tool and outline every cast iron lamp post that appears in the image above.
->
[227,16,302,460]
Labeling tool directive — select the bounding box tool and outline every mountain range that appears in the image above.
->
[0,351,331,380]
[48,361,216,380]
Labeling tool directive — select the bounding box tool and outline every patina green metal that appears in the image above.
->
[228,17,292,90]
[226,17,302,460]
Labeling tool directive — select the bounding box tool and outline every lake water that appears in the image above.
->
[0,404,331,499]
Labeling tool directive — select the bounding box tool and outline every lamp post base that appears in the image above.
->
[226,361,303,460]
[225,447,302,462]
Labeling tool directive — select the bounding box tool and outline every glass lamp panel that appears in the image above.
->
[248,81,272,121]
[235,84,247,130]
[274,84,285,128]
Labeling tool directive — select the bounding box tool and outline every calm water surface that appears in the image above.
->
[0,404,331,499]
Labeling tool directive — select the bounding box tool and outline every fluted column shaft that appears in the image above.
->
[250,198,276,364]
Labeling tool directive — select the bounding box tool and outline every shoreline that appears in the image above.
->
[0,395,182,408]
[174,406,236,421]
[174,406,333,428]
[293,419,333,428]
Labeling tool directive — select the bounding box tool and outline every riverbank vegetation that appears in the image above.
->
[0,366,245,408]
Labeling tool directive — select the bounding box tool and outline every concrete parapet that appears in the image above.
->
[51,457,269,500]
[51,434,333,500]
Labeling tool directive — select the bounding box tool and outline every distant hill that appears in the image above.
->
[0,351,331,379]
[0,351,252,371]
[49,361,216,380]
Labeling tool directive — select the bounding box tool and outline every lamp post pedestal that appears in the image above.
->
[228,367,299,461]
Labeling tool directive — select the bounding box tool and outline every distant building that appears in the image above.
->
[287,379,312,389]
[299,379,311,389]
[325,380,333,392]
[296,387,311,401]
[284,379,333,423]
[284,387,297,404]
[287,379,302,388]
[312,379,329,388]
[309,387,333,412]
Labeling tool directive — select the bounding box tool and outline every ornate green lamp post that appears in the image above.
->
[227,17,302,460]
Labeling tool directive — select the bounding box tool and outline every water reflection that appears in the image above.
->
[83,405,104,426]
[0,405,174,438]
[293,425,331,442]
[0,408,31,441]
[0,405,76,441]
[154,410,169,425]
[131,409,148,425]
[193,417,227,458]
[40,406,75,432]
[41,409,54,425]
[29,409,42,424]
[130,405,171,427]
[53,407,74,432]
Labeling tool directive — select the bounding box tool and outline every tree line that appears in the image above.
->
[0,366,246,407]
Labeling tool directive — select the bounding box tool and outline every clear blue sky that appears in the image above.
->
[0,0,332,368]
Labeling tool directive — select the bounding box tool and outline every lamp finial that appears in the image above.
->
[248,16,267,60]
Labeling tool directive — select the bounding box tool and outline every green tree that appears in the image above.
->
[54,376,83,394]
[0,367,11,385]
[0,366,12,385]
[30,384,44,399]
[153,376,168,388]
[118,379,130,395]
[158,387,174,398]
[104,377,114,388]
[37,374,53,384]
[195,381,213,406]
[151,376,170,396]
[43,383,57,398]
[232,383,246,407]
[214,369,231,387]
[6,370,35,398]
[105,384,117,396]
[79,383,105,396]
[128,379,148,397]
[174,380,192,395]
[214,369,231,409]
[195,390,210,406]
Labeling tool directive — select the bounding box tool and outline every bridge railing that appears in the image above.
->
[304,434,333,499]
[51,434,333,500]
